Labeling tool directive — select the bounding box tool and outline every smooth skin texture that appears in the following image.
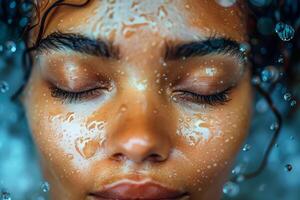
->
[22,0,252,199]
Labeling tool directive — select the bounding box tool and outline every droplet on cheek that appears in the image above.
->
[64,112,75,122]
[176,115,212,146]
[75,137,100,159]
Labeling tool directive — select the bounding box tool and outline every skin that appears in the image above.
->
[21,0,252,199]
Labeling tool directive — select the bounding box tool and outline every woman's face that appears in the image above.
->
[22,0,252,199]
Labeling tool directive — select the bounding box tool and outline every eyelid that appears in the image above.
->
[172,87,232,106]
[49,85,109,103]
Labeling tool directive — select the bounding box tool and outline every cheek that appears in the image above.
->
[23,75,111,182]
[175,78,252,190]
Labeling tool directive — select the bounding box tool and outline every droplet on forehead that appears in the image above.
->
[215,0,237,7]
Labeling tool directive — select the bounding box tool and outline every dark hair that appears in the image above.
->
[0,0,299,183]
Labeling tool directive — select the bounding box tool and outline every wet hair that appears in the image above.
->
[0,0,299,182]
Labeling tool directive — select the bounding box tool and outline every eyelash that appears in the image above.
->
[173,88,232,106]
[50,86,105,103]
[50,86,232,105]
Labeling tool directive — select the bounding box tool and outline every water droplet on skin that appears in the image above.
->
[242,144,252,152]
[64,112,75,122]
[41,181,50,192]
[119,105,128,113]
[223,181,239,197]
[283,93,292,101]
[215,0,236,7]
[275,22,295,41]
[157,5,168,19]
[75,137,100,158]
[0,81,9,93]
[285,164,292,172]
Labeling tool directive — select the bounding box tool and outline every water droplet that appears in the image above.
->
[242,144,252,152]
[236,175,245,182]
[258,184,266,192]
[231,163,246,175]
[260,66,279,83]
[41,181,50,192]
[270,122,279,131]
[0,81,9,93]
[1,191,11,200]
[239,42,250,53]
[251,76,261,85]
[215,0,236,7]
[5,41,17,53]
[275,22,295,41]
[285,164,292,172]
[223,181,240,197]
[277,54,284,64]
[283,93,292,101]
[75,137,100,158]
[171,96,178,102]
[290,100,297,107]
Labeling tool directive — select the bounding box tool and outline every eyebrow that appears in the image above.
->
[36,31,116,58]
[36,32,245,62]
[165,37,245,61]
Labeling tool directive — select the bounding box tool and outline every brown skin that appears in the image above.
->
[22,0,252,199]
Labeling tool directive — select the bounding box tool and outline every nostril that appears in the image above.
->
[146,153,166,162]
[111,153,126,162]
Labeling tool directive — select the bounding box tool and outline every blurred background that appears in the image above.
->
[0,0,299,199]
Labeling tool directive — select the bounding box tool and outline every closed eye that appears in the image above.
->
[49,86,108,103]
[172,87,232,106]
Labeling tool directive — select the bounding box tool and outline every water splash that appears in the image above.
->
[275,22,295,41]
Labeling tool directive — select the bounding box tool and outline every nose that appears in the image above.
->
[105,103,172,163]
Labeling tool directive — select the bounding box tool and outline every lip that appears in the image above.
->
[90,179,189,200]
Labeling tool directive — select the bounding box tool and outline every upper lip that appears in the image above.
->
[90,179,188,200]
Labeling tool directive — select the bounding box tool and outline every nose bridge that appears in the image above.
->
[105,90,172,163]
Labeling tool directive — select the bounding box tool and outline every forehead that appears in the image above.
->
[38,0,247,44]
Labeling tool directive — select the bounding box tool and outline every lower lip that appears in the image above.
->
[89,180,190,200]
[91,195,190,200]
